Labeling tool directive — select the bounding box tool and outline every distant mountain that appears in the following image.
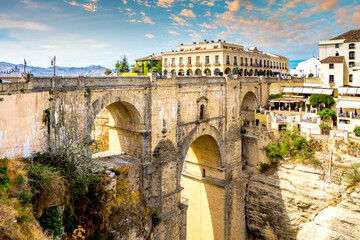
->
[0,62,108,76]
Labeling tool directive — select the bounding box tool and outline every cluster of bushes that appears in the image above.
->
[269,92,285,99]
[261,125,318,172]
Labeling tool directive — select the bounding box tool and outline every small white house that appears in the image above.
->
[290,57,320,78]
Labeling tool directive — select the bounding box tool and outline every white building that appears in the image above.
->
[319,29,360,87]
[290,57,320,78]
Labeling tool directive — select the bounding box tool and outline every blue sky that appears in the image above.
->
[0,0,359,68]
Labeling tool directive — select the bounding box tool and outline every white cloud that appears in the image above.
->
[145,34,155,38]
[0,14,49,31]
[180,9,196,18]
[169,30,180,35]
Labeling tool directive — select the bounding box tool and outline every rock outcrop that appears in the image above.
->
[297,190,360,240]
[246,163,342,239]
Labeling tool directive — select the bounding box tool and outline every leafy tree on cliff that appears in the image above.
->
[104,69,112,75]
[309,94,335,108]
[115,55,130,73]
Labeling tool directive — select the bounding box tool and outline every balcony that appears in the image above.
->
[214,63,220,66]
[179,64,184,67]
[164,64,169,68]
[240,63,244,66]
[187,64,192,67]
[196,63,202,67]
[205,63,210,67]
[226,62,231,65]
[171,64,176,67]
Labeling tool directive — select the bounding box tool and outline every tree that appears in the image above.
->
[317,108,336,120]
[309,94,335,108]
[104,69,112,75]
[232,67,239,74]
[354,125,360,137]
[115,55,130,73]
[308,73,314,77]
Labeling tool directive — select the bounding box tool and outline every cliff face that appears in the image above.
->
[246,164,341,240]
[246,135,360,240]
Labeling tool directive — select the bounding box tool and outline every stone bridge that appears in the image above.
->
[0,73,303,240]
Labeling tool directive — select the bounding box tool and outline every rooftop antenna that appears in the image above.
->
[51,56,56,76]
[23,58,27,74]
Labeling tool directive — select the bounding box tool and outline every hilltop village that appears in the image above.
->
[0,30,360,240]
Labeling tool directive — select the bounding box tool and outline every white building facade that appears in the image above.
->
[319,29,360,87]
[290,57,320,78]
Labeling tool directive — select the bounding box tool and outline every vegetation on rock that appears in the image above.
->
[263,125,318,172]
[269,92,285,99]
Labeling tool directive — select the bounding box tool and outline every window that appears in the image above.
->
[349,74,353,83]
[196,56,200,65]
[226,55,230,64]
[350,62,355,68]
[215,55,219,64]
[245,58,248,65]
[329,75,334,83]
[329,63,334,69]
[202,168,206,178]
[250,58,253,66]
[335,44,339,48]
[179,57,183,65]
[188,57,191,65]
[349,43,355,49]
[171,58,175,66]
[255,59,258,66]
[350,51,355,60]
[234,56,237,65]
[205,56,209,64]
[164,58,168,65]
[200,104,205,120]
[335,52,339,56]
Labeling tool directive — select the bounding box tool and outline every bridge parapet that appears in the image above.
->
[0,74,152,93]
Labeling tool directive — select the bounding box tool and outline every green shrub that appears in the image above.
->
[16,214,31,223]
[264,142,283,162]
[27,163,62,199]
[308,73,314,77]
[152,209,161,227]
[17,189,32,205]
[319,123,332,131]
[38,207,64,239]
[309,94,335,107]
[16,174,25,185]
[317,108,336,120]
[269,92,284,99]
[259,163,270,173]
[344,163,360,185]
[354,126,360,137]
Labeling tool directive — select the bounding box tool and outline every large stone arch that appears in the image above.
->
[179,124,223,177]
[89,92,145,159]
[241,91,258,123]
[179,124,225,240]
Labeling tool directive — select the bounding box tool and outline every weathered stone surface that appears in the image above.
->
[297,191,360,240]
[246,163,341,240]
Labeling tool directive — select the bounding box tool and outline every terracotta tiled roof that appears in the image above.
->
[330,29,360,43]
[320,56,345,63]
[135,55,162,61]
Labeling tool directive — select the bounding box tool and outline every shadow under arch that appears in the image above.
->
[241,91,258,124]
[179,125,225,240]
[90,98,144,159]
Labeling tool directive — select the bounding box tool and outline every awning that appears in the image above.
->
[293,87,303,93]
[322,89,334,95]
[302,88,313,94]
[270,98,303,103]
[339,87,348,94]
[336,100,360,109]
[312,88,323,94]
[283,87,293,93]
[348,88,358,94]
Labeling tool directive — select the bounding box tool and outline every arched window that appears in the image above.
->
[200,104,205,120]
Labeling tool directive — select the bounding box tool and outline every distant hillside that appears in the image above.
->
[0,62,108,76]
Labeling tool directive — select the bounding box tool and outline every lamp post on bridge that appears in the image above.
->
[51,56,56,76]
